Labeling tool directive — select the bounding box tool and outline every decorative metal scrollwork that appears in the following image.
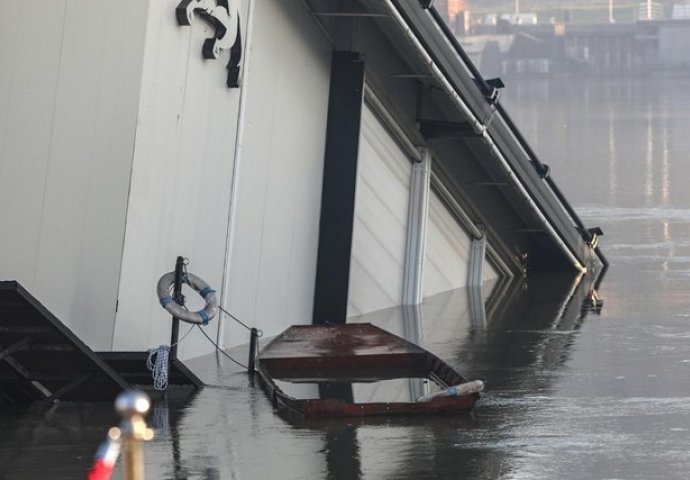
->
[176,0,243,88]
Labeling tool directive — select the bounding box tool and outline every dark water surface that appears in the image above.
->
[3,75,690,479]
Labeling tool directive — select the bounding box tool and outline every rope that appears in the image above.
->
[195,324,249,370]
[175,262,260,335]
[157,259,257,374]
[146,324,195,390]
[146,345,170,391]
[217,304,263,337]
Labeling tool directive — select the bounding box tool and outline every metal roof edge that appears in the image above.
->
[385,0,607,271]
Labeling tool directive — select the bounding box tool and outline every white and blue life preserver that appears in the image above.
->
[156,271,218,325]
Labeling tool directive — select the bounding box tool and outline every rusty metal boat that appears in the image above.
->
[255,323,483,418]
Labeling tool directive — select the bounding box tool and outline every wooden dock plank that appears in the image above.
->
[0,281,130,406]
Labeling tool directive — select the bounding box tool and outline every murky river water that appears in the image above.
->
[3,74,690,479]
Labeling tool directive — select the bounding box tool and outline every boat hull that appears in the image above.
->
[256,323,481,418]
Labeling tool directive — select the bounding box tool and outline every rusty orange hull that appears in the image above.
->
[256,323,480,418]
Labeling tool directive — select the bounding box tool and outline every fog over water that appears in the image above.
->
[3,74,690,479]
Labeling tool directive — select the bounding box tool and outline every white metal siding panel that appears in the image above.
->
[424,190,498,298]
[221,0,332,348]
[0,1,65,288]
[113,0,250,357]
[424,190,472,298]
[347,105,412,317]
[0,0,148,349]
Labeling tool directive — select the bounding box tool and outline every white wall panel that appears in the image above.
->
[347,105,412,317]
[0,1,148,349]
[220,0,332,348]
[0,1,65,289]
[424,190,498,299]
[113,1,249,357]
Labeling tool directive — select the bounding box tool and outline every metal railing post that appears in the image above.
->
[248,328,258,374]
[170,256,186,360]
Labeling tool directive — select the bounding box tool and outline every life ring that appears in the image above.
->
[156,271,218,325]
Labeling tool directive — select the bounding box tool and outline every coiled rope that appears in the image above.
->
[146,310,260,389]
[146,324,195,390]
[146,346,170,391]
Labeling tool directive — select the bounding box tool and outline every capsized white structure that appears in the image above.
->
[0,0,604,360]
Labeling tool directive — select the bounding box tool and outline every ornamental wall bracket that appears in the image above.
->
[176,0,243,88]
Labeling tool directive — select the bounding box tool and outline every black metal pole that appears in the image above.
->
[170,256,185,361]
[247,328,258,375]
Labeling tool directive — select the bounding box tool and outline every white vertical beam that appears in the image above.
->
[468,231,487,328]
[217,0,256,348]
[468,285,487,328]
[402,148,431,306]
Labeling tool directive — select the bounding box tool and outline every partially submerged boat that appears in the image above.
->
[256,323,484,418]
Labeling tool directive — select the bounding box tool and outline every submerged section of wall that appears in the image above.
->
[220,0,332,348]
[0,0,149,349]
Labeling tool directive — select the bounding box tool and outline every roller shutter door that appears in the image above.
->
[347,103,412,317]
[424,189,498,299]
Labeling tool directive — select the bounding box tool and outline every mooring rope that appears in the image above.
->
[147,320,253,390]
[151,262,262,385]
[217,304,263,338]
[195,324,249,370]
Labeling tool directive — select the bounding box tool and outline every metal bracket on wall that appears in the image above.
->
[468,226,486,287]
[176,0,243,88]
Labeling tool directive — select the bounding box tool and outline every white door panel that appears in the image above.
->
[347,104,412,317]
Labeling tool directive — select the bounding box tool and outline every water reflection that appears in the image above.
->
[607,103,618,202]
[0,270,602,479]
[501,74,690,479]
[501,76,690,213]
[292,271,604,480]
[241,272,599,480]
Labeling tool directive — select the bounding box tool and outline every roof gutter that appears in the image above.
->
[381,0,587,273]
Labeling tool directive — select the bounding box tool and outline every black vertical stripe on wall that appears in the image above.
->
[312,51,365,325]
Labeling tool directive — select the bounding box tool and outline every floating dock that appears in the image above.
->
[0,281,200,407]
